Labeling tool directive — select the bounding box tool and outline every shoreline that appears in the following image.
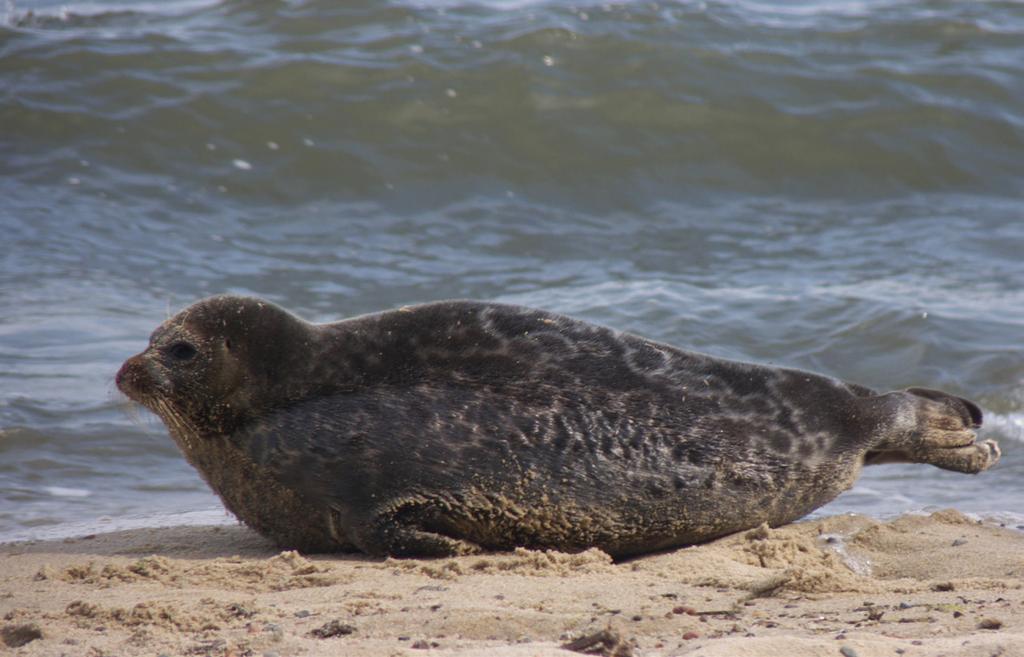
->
[5,503,1022,547]
[2,510,1022,657]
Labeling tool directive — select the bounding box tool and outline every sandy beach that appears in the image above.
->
[1,510,1021,657]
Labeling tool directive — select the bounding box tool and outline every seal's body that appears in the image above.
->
[116,296,999,558]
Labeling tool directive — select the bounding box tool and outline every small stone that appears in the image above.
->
[411,639,431,649]
[227,603,254,619]
[2,624,43,648]
[932,582,955,592]
[294,610,311,618]
[839,646,858,657]
[683,631,700,640]
[898,602,913,609]
[951,538,968,547]
[978,618,1003,630]
[953,611,963,618]
[310,620,355,638]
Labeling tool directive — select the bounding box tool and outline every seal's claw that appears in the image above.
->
[983,439,1001,467]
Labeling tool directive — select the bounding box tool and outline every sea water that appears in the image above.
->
[2,0,1022,541]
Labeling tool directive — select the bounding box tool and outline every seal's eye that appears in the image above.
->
[166,341,198,362]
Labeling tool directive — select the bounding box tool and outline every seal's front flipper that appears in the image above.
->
[351,508,484,558]
[864,388,999,474]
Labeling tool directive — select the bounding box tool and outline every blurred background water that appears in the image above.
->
[1,0,1022,542]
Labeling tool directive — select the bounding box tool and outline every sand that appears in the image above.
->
[2,510,1022,657]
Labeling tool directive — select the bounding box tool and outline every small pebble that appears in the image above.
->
[898,602,913,610]
[310,620,355,639]
[411,639,431,649]
[839,646,858,657]
[978,618,1003,630]
[294,610,311,618]
[682,631,700,640]
[951,538,968,547]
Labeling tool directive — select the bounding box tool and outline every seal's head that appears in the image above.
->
[116,295,309,439]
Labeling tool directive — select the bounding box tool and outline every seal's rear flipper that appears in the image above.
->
[904,387,983,429]
[864,388,999,474]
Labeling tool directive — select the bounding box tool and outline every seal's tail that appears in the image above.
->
[864,387,998,473]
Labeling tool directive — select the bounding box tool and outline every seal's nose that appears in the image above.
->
[116,355,142,395]
[115,360,130,390]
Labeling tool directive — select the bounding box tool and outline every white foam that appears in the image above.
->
[985,411,1024,443]
[42,486,91,498]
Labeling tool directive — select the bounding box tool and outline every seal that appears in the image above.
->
[116,296,1000,558]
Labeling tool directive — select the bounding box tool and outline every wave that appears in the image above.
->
[3,0,220,29]
[985,411,1024,444]
[0,507,235,544]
